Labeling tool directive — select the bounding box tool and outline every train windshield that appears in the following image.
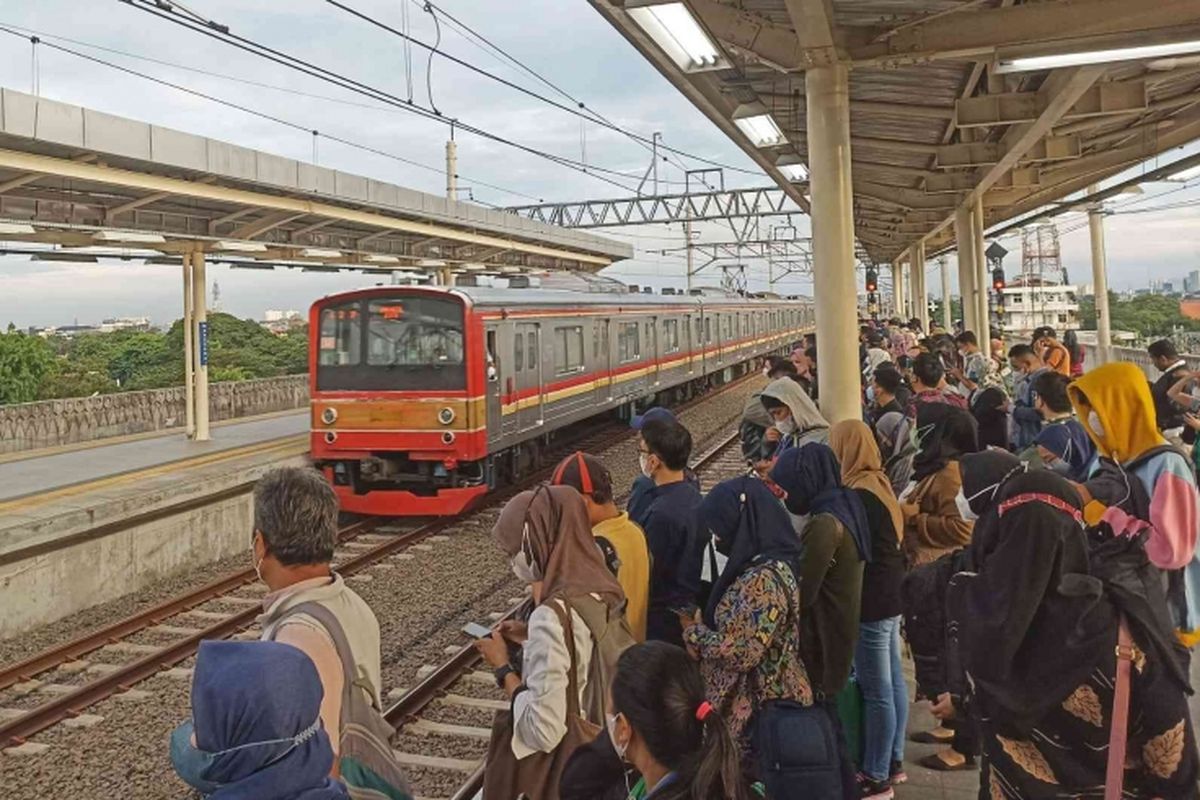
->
[316,295,466,391]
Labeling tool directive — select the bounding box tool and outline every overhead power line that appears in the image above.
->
[119,0,667,195]
[0,25,542,203]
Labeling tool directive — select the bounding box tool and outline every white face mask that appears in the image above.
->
[776,417,797,435]
[954,489,977,522]
[638,452,654,478]
[1087,410,1105,439]
[511,522,543,583]
[605,713,627,760]
[865,385,876,404]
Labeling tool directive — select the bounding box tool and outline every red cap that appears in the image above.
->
[550,451,614,503]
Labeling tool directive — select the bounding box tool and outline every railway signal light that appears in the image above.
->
[992,267,1006,292]
[865,269,878,293]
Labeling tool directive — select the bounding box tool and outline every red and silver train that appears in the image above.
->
[308,286,814,515]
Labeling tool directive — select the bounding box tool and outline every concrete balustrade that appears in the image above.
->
[0,375,309,454]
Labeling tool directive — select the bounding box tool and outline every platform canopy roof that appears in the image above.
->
[0,89,631,273]
[589,0,1200,264]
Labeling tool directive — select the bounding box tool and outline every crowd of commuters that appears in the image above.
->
[169,316,1200,800]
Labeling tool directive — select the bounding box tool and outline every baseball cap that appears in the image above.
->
[550,452,614,502]
[630,406,676,430]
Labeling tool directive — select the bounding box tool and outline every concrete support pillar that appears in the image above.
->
[912,241,929,333]
[191,250,210,441]
[182,255,195,438]
[954,206,977,335]
[939,255,952,331]
[1088,184,1112,365]
[972,197,991,362]
[805,64,860,424]
[891,261,903,318]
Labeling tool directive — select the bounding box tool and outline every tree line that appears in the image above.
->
[0,313,307,405]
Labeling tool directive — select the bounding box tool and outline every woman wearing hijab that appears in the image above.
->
[760,376,830,455]
[1070,362,1200,647]
[907,450,1024,772]
[170,640,350,800]
[680,477,815,796]
[874,411,915,495]
[970,385,1009,451]
[769,443,870,798]
[899,404,979,567]
[828,421,908,796]
[477,484,634,780]
[949,470,1199,798]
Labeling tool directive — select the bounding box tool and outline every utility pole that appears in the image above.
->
[685,219,693,294]
[445,136,457,200]
[1088,184,1112,364]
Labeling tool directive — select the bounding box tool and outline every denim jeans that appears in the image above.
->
[854,615,909,781]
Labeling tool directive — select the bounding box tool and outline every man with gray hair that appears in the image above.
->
[252,466,381,776]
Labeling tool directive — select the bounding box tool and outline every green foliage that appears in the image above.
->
[0,330,58,404]
[1,312,309,405]
[1074,291,1200,341]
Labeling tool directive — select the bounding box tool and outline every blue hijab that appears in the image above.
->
[1034,418,1096,482]
[170,640,348,800]
[699,476,803,628]
[770,443,872,563]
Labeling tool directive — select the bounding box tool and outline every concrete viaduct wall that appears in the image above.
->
[0,375,309,454]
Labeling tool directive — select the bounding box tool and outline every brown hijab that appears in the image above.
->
[492,484,624,608]
[829,420,904,542]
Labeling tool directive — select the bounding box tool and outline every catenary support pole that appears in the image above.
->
[806,64,860,424]
[939,255,952,331]
[1088,183,1112,365]
[445,138,457,199]
[972,197,991,362]
[954,206,977,335]
[913,241,929,333]
[182,254,195,439]
[191,249,210,442]
[685,219,694,294]
[891,261,903,318]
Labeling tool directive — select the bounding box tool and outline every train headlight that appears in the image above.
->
[324,431,338,444]
[441,431,456,445]
[438,407,456,425]
[321,407,338,425]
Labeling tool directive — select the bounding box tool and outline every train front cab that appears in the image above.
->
[309,288,489,515]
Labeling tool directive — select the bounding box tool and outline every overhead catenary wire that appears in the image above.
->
[0,25,544,203]
[325,0,762,180]
[118,0,656,195]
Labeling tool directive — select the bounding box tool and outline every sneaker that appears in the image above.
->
[858,775,895,800]
[889,760,908,785]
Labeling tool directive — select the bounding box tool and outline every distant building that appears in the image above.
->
[263,309,302,322]
[999,277,1079,336]
[1182,297,1200,321]
[42,324,99,338]
[1187,271,1200,294]
[1164,281,1175,293]
[98,316,153,333]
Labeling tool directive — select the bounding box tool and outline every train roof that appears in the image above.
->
[317,285,807,309]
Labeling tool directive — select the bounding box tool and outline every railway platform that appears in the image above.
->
[0,410,309,639]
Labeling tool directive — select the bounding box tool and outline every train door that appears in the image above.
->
[485,326,503,447]
[502,324,521,438]
[593,317,612,405]
[647,316,660,386]
[516,322,543,432]
[684,313,695,375]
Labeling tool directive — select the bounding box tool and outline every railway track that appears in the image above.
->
[0,372,759,755]
[386,427,748,800]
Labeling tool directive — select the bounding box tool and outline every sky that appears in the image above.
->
[0,1,1197,328]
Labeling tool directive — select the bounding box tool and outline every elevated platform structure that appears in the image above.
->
[589,0,1200,414]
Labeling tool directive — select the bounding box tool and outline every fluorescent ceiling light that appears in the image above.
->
[775,154,808,182]
[417,259,447,267]
[628,3,724,72]
[1168,164,1200,182]
[300,247,342,258]
[364,254,400,264]
[732,104,786,148]
[996,39,1200,73]
[214,240,268,252]
[0,222,35,235]
[92,230,166,244]
[461,262,488,271]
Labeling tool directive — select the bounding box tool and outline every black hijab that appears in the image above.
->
[950,470,1114,735]
[698,476,803,628]
[910,403,979,482]
[958,449,1026,567]
[970,386,1009,450]
[769,443,872,563]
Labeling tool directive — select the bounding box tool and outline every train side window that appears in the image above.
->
[318,303,361,366]
[694,316,702,345]
[618,321,640,362]
[663,319,679,353]
[526,332,537,371]
[514,333,524,372]
[486,330,498,382]
[704,317,712,344]
[553,325,585,376]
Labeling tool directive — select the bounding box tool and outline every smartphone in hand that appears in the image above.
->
[462,622,493,639]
